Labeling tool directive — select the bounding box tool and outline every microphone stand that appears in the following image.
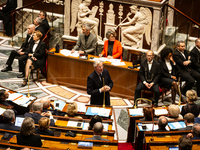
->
[102,77,105,108]
[178,77,181,106]
[150,102,154,143]
[27,66,32,98]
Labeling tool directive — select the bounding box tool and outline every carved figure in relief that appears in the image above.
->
[70,0,100,40]
[118,5,152,48]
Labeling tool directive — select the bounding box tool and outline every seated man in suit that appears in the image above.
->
[34,17,45,39]
[87,60,113,106]
[134,50,161,107]
[178,113,194,131]
[85,122,109,141]
[0,109,20,131]
[156,116,168,132]
[178,136,193,150]
[190,38,200,73]
[71,24,97,55]
[187,123,200,140]
[1,24,35,78]
[38,11,49,33]
[173,41,200,96]
[40,98,58,115]
[24,101,55,126]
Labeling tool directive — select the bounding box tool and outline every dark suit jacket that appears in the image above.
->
[35,25,45,39]
[42,108,59,116]
[41,19,50,33]
[24,112,55,126]
[17,133,42,147]
[0,122,20,131]
[177,125,193,131]
[173,49,191,74]
[28,40,46,71]
[139,59,161,84]
[21,34,34,53]
[190,46,200,71]
[2,0,17,14]
[87,69,113,106]
[159,60,177,78]
[74,33,97,55]
[35,128,54,136]
[85,135,110,141]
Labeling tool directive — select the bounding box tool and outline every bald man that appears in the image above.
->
[40,98,58,115]
[134,50,161,107]
[85,122,110,141]
[157,116,168,132]
[1,24,36,78]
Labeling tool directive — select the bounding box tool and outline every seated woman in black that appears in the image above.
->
[17,117,42,147]
[181,90,200,117]
[159,48,186,103]
[21,30,46,87]
[35,117,54,136]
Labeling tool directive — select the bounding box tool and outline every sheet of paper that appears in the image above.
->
[168,122,186,129]
[70,51,79,57]
[54,100,66,111]
[82,122,89,130]
[60,49,71,56]
[102,123,109,131]
[129,108,143,116]
[98,108,110,117]
[8,93,24,101]
[155,109,168,115]
[111,62,125,66]
[14,96,30,105]
[0,107,6,115]
[77,103,86,113]
[90,107,100,113]
[67,121,83,128]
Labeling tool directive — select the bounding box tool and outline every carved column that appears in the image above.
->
[167,0,175,26]
[151,7,161,52]
[64,0,70,35]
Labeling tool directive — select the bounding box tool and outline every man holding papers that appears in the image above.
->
[71,24,97,55]
[87,60,113,106]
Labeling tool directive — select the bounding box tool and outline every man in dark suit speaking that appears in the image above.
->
[87,60,113,106]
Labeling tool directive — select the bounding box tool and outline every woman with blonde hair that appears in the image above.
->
[166,104,183,120]
[17,117,42,147]
[181,90,200,117]
[65,102,82,118]
[35,117,54,136]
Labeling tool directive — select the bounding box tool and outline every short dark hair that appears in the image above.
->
[0,89,6,99]
[178,136,192,150]
[89,115,102,130]
[160,48,173,62]
[158,116,168,130]
[40,10,47,18]
[184,113,194,123]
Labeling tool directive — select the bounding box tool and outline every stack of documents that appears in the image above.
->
[129,108,143,116]
[168,121,186,130]
[60,49,79,57]
[86,107,111,117]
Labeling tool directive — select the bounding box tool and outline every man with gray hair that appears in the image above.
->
[40,98,58,115]
[1,24,35,78]
[0,109,20,131]
[34,17,45,38]
[71,24,97,55]
[187,123,200,140]
[85,122,110,141]
[87,60,113,105]
[24,101,55,126]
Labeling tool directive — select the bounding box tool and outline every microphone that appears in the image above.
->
[27,66,32,98]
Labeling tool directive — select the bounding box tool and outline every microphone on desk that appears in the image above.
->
[150,102,155,143]
[27,66,32,98]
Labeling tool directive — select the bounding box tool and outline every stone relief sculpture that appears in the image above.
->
[118,5,152,48]
[70,0,101,40]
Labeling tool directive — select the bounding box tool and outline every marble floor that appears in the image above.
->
[0,35,196,143]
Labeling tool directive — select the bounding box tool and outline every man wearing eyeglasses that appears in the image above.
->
[134,50,161,107]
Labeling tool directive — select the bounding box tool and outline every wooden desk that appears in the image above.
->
[47,52,139,98]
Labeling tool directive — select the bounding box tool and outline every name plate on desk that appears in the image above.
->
[86,107,111,117]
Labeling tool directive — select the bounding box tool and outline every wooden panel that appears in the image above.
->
[47,52,139,98]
